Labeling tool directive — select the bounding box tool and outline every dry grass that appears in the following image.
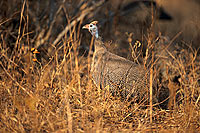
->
[0,0,200,132]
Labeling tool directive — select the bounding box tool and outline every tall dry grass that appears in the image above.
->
[0,0,200,132]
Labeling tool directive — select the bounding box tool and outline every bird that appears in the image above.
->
[82,21,149,100]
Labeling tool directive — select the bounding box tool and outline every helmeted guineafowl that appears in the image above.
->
[83,21,150,100]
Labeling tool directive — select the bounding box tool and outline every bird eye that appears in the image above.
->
[89,24,93,28]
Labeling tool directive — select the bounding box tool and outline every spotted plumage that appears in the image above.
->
[83,21,150,100]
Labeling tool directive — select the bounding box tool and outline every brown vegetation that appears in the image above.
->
[0,0,200,132]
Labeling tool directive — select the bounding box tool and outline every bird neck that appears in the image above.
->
[94,36,107,52]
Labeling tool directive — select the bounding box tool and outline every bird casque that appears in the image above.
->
[83,21,149,100]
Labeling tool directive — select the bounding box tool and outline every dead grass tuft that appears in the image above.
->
[0,0,200,132]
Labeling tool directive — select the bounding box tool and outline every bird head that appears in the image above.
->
[82,21,99,38]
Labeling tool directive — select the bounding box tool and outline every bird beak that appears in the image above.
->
[82,24,89,29]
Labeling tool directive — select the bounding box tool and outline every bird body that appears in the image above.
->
[83,21,149,99]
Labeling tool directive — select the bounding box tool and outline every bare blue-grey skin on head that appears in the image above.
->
[82,21,99,38]
[83,21,150,100]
